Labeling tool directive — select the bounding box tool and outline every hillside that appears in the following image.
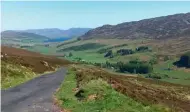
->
[55,65,190,112]
[80,13,190,39]
[1,46,71,73]
[1,30,49,46]
[24,28,91,38]
[48,37,190,86]
[1,46,71,88]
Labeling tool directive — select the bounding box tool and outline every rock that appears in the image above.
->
[88,94,97,101]
[40,61,49,67]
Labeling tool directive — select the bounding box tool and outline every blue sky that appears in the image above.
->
[1,1,190,31]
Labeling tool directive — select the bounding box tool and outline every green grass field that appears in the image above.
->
[153,60,190,85]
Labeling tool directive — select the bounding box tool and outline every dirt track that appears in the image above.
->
[1,68,67,112]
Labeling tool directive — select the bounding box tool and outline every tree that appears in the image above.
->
[136,46,149,52]
[116,60,153,74]
[69,52,73,57]
[117,49,133,55]
[77,38,81,41]
[104,50,113,58]
[174,52,190,68]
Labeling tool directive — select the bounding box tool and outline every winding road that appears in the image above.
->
[1,68,67,112]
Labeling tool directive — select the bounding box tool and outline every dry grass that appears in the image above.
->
[57,37,190,58]
[141,37,190,56]
[1,46,71,73]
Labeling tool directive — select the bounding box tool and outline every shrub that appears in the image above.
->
[97,44,128,54]
[146,73,162,79]
[117,49,134,55]
[97,48,107,54]
[164,56,170,61]
[69,52,73,57]
[57,43,105,52]
[173,52,190,68]
[149,57,158,65]
[77,38,81,41]
[20,45,32,49]
[116,60,153,74]
[104,50,113,58]
[75,57,82,61]
[94,63,101,67]
[136,46,149,52]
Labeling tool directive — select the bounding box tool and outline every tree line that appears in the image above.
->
[103,46,150,58]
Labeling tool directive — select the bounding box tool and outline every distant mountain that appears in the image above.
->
[80,13,190,40]
[24,28,91,38]
[24,28,64,39]
[1,30,49,44]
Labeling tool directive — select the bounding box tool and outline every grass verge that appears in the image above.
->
[1,61,57,89]
[55,68,169,112]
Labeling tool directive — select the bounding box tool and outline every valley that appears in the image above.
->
[22,37,190,86]
[1,7,190,112]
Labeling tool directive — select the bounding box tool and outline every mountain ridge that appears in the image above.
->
[23,28,91,38]
[80,13,190,40]
[1,30,49,43]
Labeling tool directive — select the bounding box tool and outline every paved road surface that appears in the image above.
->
[1,68,67,112]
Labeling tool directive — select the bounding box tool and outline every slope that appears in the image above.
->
[24,28,91,38]
[1,30,49,46]
[1,46,71,88]
[80,13,190,39]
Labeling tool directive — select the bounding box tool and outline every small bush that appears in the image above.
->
[104,50,113,58]
[146,73,162,79]
[164,56,170,61]
[136,46,149,52]
[149,57,158,65]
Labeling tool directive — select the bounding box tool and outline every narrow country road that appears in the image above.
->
[1,68,67,112]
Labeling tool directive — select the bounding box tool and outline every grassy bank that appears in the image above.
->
[1,46,71,89]
[1,61,37,89]
[55,68,169,112]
